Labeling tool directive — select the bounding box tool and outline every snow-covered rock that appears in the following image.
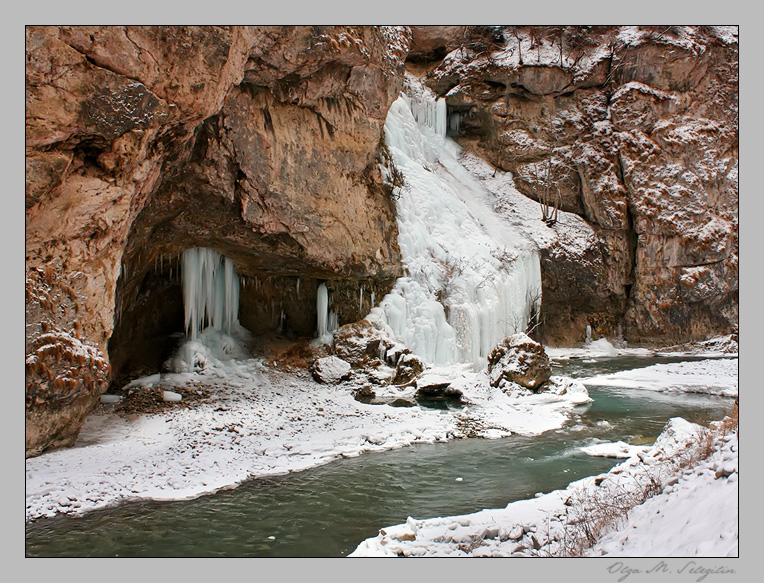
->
[487,333,551,390]
[393,353,425,385]
[415,372,463,401]
[310,356,352,384]
[162,391,183,402]
[333,320,387,366]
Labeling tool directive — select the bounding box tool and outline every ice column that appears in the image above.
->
[181,247,240,340]
[316,283,338,341]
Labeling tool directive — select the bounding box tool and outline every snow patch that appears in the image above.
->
[582,358,738,397]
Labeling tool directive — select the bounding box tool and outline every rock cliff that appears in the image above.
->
[25,25,738,457]
[410,25,738,345]
[25,25,409,456]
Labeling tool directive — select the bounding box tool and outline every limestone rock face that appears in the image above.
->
[416,26,738,345]
[487,333,552,391]
[25,25,409,456]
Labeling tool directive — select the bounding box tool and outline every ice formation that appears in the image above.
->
[369,76,542,367]
[315,282,339,343]
[164,247,252,373]
[182,247,241,340]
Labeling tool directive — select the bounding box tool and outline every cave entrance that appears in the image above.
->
[107,246,353,388]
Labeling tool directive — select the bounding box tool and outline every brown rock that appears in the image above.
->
[422,25,737,345]
[487,333,551,390]
[334,320,386,365]
[393,353,425,386]
[25,25,408,457]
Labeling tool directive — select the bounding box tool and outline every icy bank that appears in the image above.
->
[581,358,738,397]
[368,76,542,368]
[25,362,590,522]
[349,418,738,557]
[589,432,738,556]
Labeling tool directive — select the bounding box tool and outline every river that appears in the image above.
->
[25,355,734,557]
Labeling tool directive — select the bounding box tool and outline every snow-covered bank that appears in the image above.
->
[588,430,738,556]
[25,361,589,522]
[545,335,738,361]
[581,358,738,397]
[349,417,738,557]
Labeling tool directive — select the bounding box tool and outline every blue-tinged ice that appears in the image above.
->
[368,75,542,368]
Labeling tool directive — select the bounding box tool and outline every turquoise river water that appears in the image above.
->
[25,355,735,557]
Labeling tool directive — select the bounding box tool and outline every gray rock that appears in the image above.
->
[310,356,352,384]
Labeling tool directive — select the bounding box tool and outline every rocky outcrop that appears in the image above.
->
[25,25,738,458]
[487,333,552,391]
[413,26,738,345]
[25,25,410,456]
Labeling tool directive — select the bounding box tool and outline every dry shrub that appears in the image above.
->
[718,398,739,436]
[558,468,664,557]
[265,341,331,372]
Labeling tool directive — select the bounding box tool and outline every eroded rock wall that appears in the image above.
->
[25,25,409,456]
[412,25,738,345]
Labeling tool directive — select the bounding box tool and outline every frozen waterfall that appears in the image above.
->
[368,76,542,368]
[181,247,241,340]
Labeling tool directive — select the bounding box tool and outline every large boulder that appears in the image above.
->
[392,352,425,385]
[487,333,552,390]
[310,356,352,384]
[333,320,386,365]
[414,372,463,401]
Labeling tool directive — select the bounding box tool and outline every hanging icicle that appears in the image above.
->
[316,282,339,340]
[181,247,241,340]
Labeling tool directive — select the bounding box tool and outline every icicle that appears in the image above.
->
[296,277,301,298]
[359,285,364,311]
[371,291,376,306]
[316,283,329,338]
[181,247,240,340]
[315,283,339,340]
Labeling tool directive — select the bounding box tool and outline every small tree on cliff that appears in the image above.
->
[529,157,562,226]
[528,139,582,227]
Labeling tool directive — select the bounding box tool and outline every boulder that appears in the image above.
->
[310,356,352,384]
[415,372,463,401]
[487,333,551,390]
[334,320,386,365]
[392,352,425,385]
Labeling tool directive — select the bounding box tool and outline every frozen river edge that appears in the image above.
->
[26,353,738,558]
[349,416,738,557]
[25,359,591,523]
